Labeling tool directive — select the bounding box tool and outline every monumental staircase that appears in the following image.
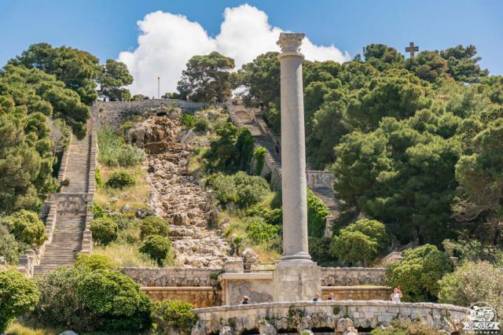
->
[19,123,96,276]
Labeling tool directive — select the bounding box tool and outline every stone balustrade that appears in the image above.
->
[192,301,470,334]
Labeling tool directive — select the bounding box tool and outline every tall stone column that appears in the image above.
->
[273,33,320,302]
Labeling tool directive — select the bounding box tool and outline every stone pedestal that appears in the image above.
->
[273,260,320,302]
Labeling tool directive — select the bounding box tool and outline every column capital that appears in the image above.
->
[277,32,305,56]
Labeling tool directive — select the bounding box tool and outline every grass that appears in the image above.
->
[6,322,61,335]
[95,164,150,211]
[92,243,158,268]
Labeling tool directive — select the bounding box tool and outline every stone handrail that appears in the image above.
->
[193,300,470,334]
[80,122,97,254]
[321,267,386,286]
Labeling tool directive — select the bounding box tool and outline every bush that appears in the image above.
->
[207,172,270,209]
[152,300,197,335]
[106,171,135,189]
[90,217,118,245]
[309,237,334,265]
[386,244,452,301]
[76,269,152,332]
[245,217,280,245]
[34,264,152,332]
[75,254,117,271]
[253,146,267,175]
[140,216,169,240]
[442,239,503,266]
[307,189,330,238]
[0,225,19,264]
[438,261,503,317]
[140,235,172,266]
[194,117,209,132]
[181,113,196,128]
[0,269,40,333]
[98,127,144,167]
[0,210,46,247]
[330,219,388,266]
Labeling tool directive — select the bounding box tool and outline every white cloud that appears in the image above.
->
[119,4,350,96]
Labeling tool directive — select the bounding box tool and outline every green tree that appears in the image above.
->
[331,219,387,266]
[152,300,197,335]
[363,44,404,71]
[0,225,19,264]
[440,45,488,83]
[140,216,169,240]
[0,269,40,333]
[0,210,46,247]
[307,189,330,238]
[90,217,118,245]
[177,52,235,103]
[11,43,101,104]
[438,261,503,317]
[99,59,133,101]
[406,51,448,82]
[386,244,452,301]
[238,52,280,108]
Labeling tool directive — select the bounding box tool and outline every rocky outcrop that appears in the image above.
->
[132,115,230,268]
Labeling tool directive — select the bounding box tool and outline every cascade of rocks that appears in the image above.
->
[129,113,230,268]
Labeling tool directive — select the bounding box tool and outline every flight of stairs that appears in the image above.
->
[33,131,91,276]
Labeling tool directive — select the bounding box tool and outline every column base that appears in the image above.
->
[272,259,321,302]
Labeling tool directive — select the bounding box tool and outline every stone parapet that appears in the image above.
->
[141,286,217,307]
[122,267,222,287]
[321,267,387,286]
[192,301,470,334]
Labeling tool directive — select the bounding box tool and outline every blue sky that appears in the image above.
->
[1,0,502,91]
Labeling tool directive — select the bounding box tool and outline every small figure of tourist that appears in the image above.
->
[327,293,335,301]
[390,287,402,303]
[241,295,249,304]
[313,294,321,302]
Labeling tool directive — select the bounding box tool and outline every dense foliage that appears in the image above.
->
[386,244,452,301]
[0,269,40,333]
[139,234,172,266]
[152,300,197,335]
[177,51,235,103]
[106,171,136,189]
[98,127,145,167]
[331,219,388,266]
[90,216,119,245]
[438,261,503,317]
[0,210,46,247]
[236,43,503,250]
[34,255,151,332]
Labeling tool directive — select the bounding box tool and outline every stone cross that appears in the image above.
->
[272,32,320,302]
[405,41,419,58]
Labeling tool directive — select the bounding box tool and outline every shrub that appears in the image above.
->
[140,216,169,240]
[34,265,152,332]
[442,239,503,266]
[245,217,279,245]
[181,113,196,128]
[0,210,46,247]
[330,219,388,266]
[98,127,144,167]
[0,225,19,264]
[75,254,117,271]
[253,146,267,175]
[207,172,269,209]
[106,171,135,189]
[140,235,172,266]
[152,300,197,335]
[90,217,118,245]
[438,261,503,317]
[194,117,209,132]
[307,189,330,238]
[309,237,334,265]
[95,167,103,187]
[76,269,152,332]
[386,244,452,301]
[0,269,40,333]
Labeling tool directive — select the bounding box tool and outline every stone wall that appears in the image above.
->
[322,286,391,301]
[321,267,386,286]
[193,301,470,334]
[122,267,221,287]
[94,99,206,129]
[141,287,217,308]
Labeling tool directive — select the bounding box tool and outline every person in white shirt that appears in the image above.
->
[390,287,402,303]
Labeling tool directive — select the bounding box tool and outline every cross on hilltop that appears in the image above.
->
[405,42,419,58]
